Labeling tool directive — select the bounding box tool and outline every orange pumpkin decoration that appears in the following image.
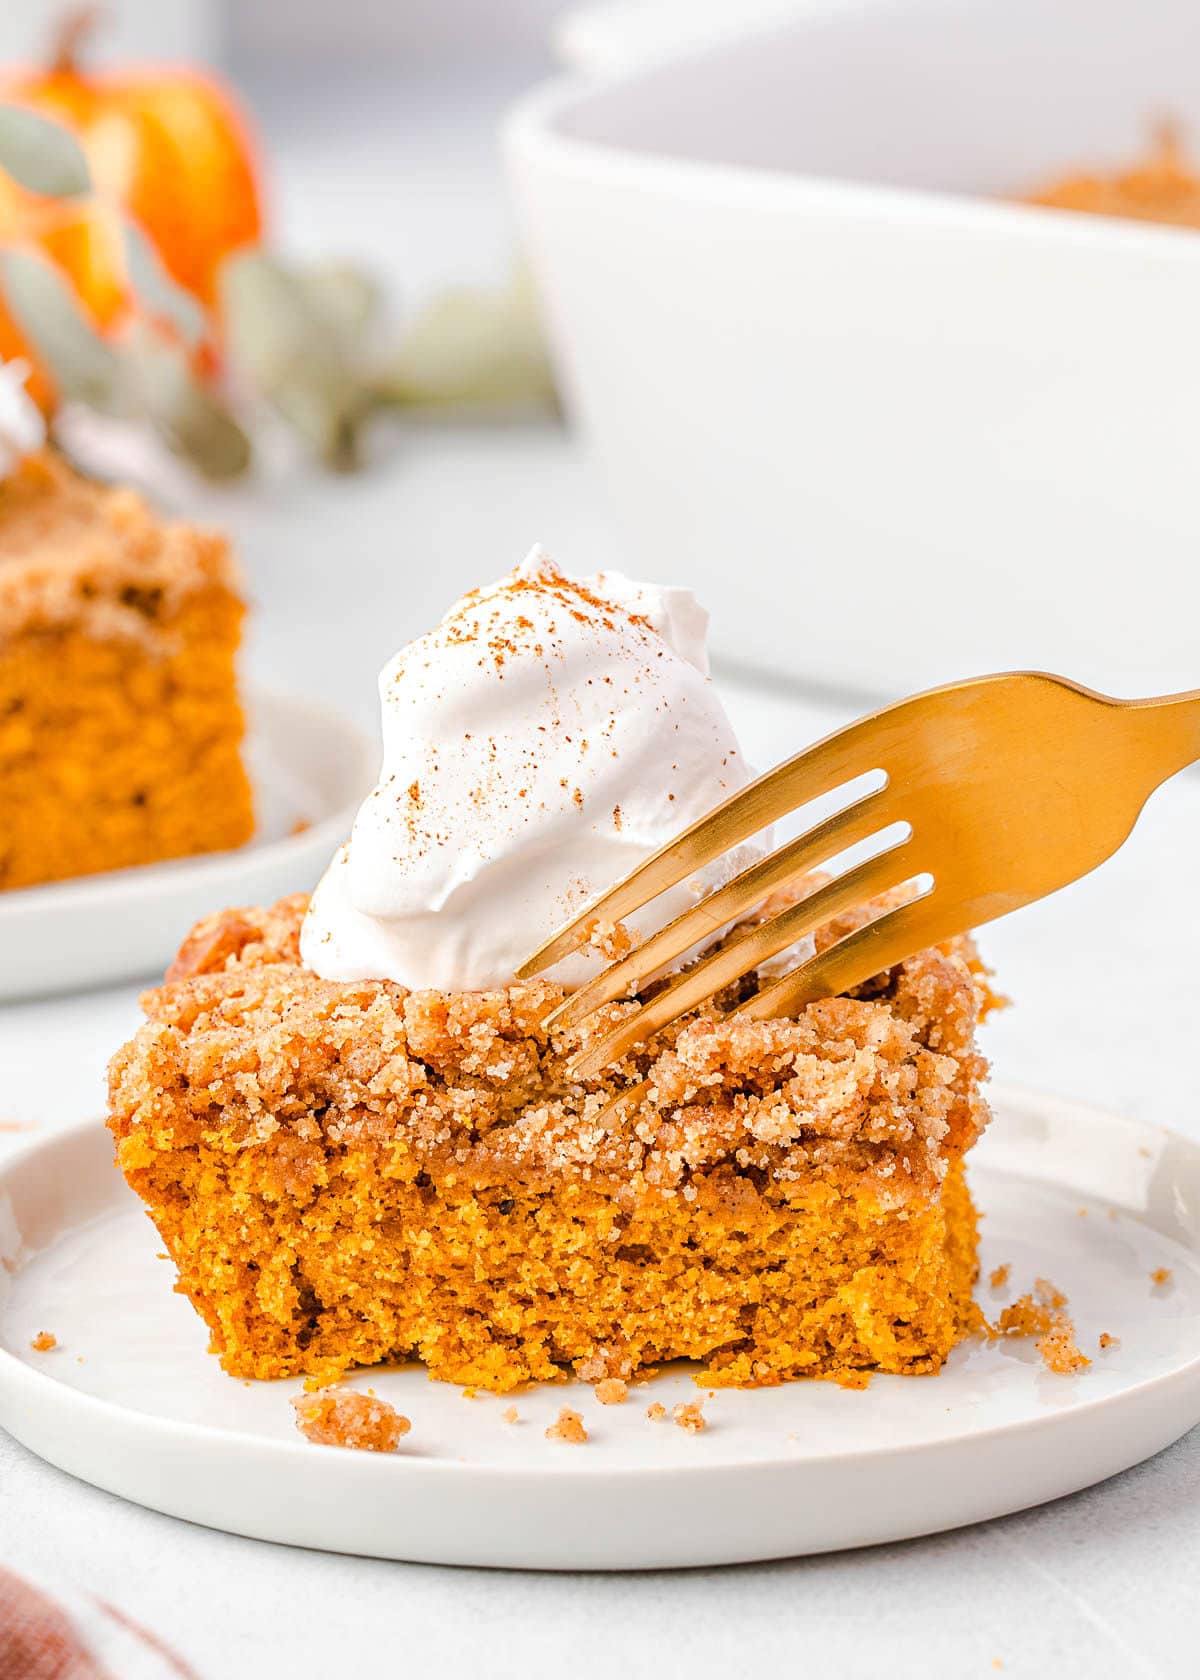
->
[0,8,263,393]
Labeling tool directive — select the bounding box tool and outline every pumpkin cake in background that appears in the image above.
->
[108,551,997,1395]
[0,361,253,891]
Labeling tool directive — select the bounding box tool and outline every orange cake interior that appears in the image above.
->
[0,451,253,891]
[108,891,998,1393]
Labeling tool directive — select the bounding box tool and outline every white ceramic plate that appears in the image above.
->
[0,692,377,1002]
[0,1087,1197,1570]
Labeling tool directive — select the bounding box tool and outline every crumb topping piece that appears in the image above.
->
[998,1278,1090,1375]
[594,1378,628,1405]
[292,1387,411,1452]
[584,917,634,961]
[545,1406,588,1443]
[577,1345,633,1383]
[29,1331,56,1352]
[1034,1319,1090,1376]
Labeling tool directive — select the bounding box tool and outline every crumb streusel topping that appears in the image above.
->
[112,891,993,1201]
[0,452,241,648]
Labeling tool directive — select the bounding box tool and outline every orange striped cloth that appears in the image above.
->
[0,1564,195,1679]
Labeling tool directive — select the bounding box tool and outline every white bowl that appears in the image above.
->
[508,0,1200,699]
[555,1,819,76]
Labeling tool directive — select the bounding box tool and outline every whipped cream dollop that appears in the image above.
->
[0,361,44,478]
[301,548,768,991]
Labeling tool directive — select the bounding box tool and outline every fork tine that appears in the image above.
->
[733,887,964,1024]
[545,786,896,1033]
[568,835,914,1078]
[516,709,898,979]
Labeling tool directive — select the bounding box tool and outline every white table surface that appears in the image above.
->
[1,60,1197,1680]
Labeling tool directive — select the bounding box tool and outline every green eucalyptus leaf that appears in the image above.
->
[296,264,380,356]
[374,269,558,412]
[124,322,251,480]
[0,246,126,412]
[122,222,207,349]
[0,103,91,198]
[220,250,369,470]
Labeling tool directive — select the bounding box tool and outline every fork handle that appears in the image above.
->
[1125,687,1200,785]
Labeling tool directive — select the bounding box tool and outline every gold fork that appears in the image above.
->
[517,671,1200,1079]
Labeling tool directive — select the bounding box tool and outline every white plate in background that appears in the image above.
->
[0,1088,1196,1569]
[0,692,376,1001]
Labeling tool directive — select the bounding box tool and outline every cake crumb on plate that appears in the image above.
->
[292,1388,411,1452]
[546,1406,587,1443]
[29,1331,56,1352]
[1036,1320,1090,1375]
[988,1263,1010,1291]
[594,1378,627,1405]
[1099,1333,1120,1351]
[673,1401,707,1433]
[501,1405,519,1424]
[1151,1267,1173,1289]
[998,1278,1090,1375]
[646,1402,667,1422]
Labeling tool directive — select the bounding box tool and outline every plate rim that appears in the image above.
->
[2,1083,1198,1486]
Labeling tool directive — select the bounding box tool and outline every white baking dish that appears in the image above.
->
[508,0,1200,699]
[554,1,817,76]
